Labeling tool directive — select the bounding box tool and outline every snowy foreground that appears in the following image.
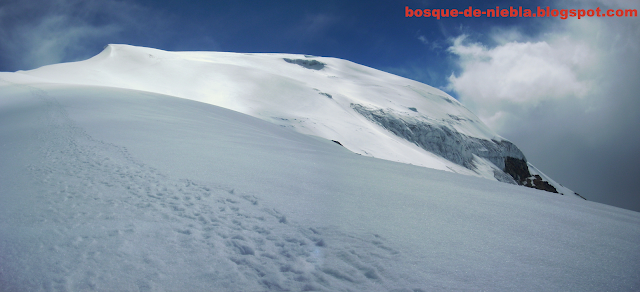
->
[1,81,639,291]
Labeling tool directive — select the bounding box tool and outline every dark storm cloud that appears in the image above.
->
[513,15,640,211]
[446,0,640,211]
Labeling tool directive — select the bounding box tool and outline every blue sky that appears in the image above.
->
[0,0,553,85]
[1,0,639,212]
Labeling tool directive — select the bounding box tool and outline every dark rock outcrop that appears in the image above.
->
[283,58,326,70]
[523,175,558,193]
[574,192,587,200]
[504,157,531,184]
[505,158,559,193]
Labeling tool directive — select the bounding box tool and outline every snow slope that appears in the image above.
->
[5,44,576,196]
[0,80,639,291]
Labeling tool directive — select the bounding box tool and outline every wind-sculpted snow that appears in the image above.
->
[0,84,427,291]
[351,103,525,183]
[1,83,639,291]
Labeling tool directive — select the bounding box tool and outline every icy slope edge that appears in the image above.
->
[351,103,581,197]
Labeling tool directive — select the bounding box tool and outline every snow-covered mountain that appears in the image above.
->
[1,45,638,291]
[4,44,579,197]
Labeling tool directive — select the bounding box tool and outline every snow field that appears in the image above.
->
[0,83,428,291]
[11,45,504,179]
[0,78,638,291]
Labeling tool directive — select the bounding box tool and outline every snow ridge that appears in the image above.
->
[7,44,576,196]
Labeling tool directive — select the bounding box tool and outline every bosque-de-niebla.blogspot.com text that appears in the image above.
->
[405,6,638,19]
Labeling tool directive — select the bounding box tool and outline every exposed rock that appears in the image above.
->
[504,157,531,184]
[283,58,325,70]
[504,159,560,193]
[523,175,558,193]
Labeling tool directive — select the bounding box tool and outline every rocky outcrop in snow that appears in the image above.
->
[351,103,572,194]
[283,58,326,70]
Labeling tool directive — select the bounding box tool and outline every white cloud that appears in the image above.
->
[446,34,593,132]
[15,14,120,69]
[0,0,161,71]
[446,3,640,210]
[299,13,337,36]
[418,35,428,45]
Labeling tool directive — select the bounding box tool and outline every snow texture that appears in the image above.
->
[5,45,516,182]
[0,80,638,291]
[1,46,638,291]
[6,44,578,196]
[0,84,416,291]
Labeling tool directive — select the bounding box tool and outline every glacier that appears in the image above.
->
[0,46,638,291]
[6,44,578,196]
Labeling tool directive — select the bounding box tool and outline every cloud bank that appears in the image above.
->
[447,33,593,131]
[446,2,640,210]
